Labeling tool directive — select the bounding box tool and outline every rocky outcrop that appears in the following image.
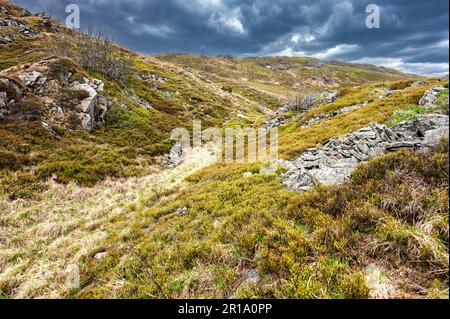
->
[131,95,153,110]
[0,59,109,132]
[0,91,7,119]
[264,116,287,130]
[320,91,338,104]
[275,105,290,115]
[71,83,98,131]
[0,77,24,106]
[140,73,167,83]
[307,60,327,68]
[280,115,449,192]
[411,80,429,88]
[419,86,447,107]
[18,70,46,87]
[70,77,108,131]
[0,17,39,37]
[164,142,184,168]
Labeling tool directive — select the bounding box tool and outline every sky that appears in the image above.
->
[11,0,450,76]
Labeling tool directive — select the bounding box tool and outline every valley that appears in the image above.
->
[0,0,449,299]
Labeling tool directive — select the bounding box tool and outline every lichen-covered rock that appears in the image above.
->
[0,59,108,132]
[71,83,98,114]
[18,70,45,87]
[164,142,184,168]
[411,80,429,88]
[419,86,447,106]
[0,35,14,44]
[0,91,7,108]
[175,207,188,215]
[70,78,109,131]
[264,116,287,130]
[320,91,337,103]
[275,105,290,115]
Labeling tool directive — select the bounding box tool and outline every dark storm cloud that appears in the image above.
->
[11,0,449,76]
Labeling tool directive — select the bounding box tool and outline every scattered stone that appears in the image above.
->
[301,103,367,128]
[21,8,32,17]
[322,75,334,85]
[18,70,44,87]
[242,269,260,286]
[0,78,23,103]
[320,91,337,103]
[243,172,253,178]
[385,90,399,96]
[281,115,449,192]
[264,116,287,130]
[175,207,188,215]
[18,24,39,37]
[275,105,290,115]
[237,113,246,120]
[301,116,321,127]
[131,95,153,110]
[140,73,167,83]
[41,122,53,133]
[213,220,221,228]
[0,91,7,108]
[143,225,154,233]
[272,64,290,71]
[410,80,429,88]
[81,77,104,92]
[335,102,367,115]
[93,252,108,260]
[0,18,18,27]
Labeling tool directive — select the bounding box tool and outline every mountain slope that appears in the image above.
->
[158,54,414,99]
[0,0,449,299]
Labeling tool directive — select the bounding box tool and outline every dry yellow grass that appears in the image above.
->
[0,145,218,298]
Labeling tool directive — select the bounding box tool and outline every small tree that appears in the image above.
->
[50,28,134,82]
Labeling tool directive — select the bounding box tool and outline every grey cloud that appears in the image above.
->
[10,0,449,76]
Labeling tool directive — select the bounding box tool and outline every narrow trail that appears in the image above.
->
[0,145,218,298]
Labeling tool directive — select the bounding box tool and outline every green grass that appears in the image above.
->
[389,105,427,126]
[72,141,448,299]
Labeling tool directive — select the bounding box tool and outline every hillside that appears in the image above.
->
[0,0,449,299]
[158,54,413,101]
